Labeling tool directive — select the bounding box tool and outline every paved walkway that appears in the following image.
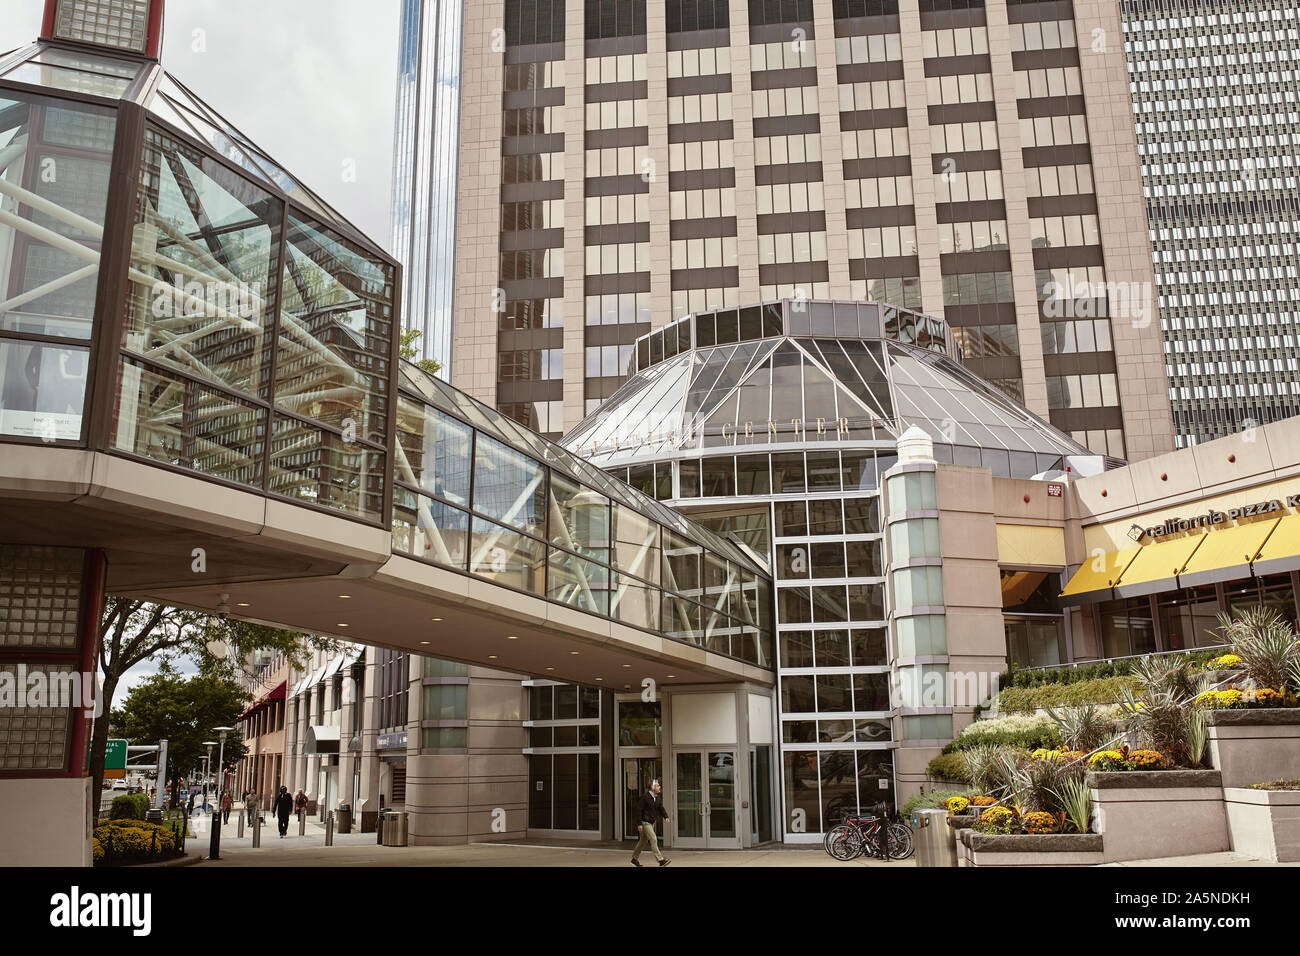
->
[187,812,907,867]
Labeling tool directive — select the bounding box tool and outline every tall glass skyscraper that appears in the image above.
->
[1122,0,1300,446]
[391,0,465,370]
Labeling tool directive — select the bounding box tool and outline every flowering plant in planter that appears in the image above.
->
[945,796,970,816]
[975,805,1018,834]
[1023,810,1063,834]
[970,795,997,808]
[1204,653,1243,671]
[1087,749,1128,772]
[1197,686,1295,709]
[1087,746,1170,771]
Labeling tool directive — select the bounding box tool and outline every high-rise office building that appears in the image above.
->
[391,0,465,369]
[436,0,1173,457]
[1121,0,1300,447]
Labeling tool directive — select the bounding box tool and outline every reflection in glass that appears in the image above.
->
[267,415,383,519]
[395,399,472,505]
[548,472,610,560]
[676,752,703,839]
[276,213,393,441]
[124,127,279,398]
[391,488,469,569]
[548,549,613,613]
[469,517,545,594]
[0,94,116,341]
[473,433,546,534]
[709,751,736,838]
[784,751,821,833]
[113,357,264,485]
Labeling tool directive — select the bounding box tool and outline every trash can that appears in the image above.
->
[336,804,352,834]
[381,810,408,846]
[376,810,389,845]
[912,809,957,867]
[145,808,163,824]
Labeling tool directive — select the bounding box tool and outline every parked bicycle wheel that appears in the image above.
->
[826,824,865,861]
[886,822,915,860]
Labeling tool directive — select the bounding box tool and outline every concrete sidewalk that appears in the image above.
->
[186,813,908,866]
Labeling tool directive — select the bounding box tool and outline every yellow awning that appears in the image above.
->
[1252,514,1300,578]
[996,524,1066,566]
[1113,533,1207,597]
[1060,546,1140,604]
[1177,517,1281,588]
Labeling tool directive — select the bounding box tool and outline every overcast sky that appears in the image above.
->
[0,0,402,246]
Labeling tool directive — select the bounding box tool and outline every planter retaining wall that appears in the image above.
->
[1206,709,1300,789]
[956,829,1103,867]
[1223,787,1300,863]
[1088,770,1227,863]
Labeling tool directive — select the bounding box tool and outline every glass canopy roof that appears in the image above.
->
[0,40,371,250]
[564,302,1104,479]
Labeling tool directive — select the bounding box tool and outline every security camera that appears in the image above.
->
[216,593,232,620]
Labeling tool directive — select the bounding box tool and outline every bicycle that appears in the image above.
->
[825,810,914,861]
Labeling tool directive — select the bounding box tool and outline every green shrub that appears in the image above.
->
[997,676,1139,713]
[901,789,974,816]
[109,794,144,821]
[1249,779,1300,791]
[925,752,970,783]
[942,713,1061,751]
[1004,650,1225,689]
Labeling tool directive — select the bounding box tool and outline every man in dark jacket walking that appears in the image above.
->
[630,778,671,867]
[274,786,294,838]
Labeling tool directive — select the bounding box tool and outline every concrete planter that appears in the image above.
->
[1206,708,1300,789]
[1088,770,1227,863]
[1224,787,1300,863]
[956,829,1103,867]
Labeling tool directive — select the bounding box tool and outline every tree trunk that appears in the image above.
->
[89,673,119,821]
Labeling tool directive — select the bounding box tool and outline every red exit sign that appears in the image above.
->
[1047,483,1064,498]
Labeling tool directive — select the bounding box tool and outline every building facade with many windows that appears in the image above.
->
[1121,0,1300,447]
[441,0,1173,460]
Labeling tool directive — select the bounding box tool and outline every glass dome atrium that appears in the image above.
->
[565,299,1111,483]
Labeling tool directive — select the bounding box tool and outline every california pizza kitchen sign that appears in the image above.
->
[1127,494,1300,543]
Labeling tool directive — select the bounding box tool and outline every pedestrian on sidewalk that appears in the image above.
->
[244,789,257,827]
[274,786,294,838]
[294,788,308,822]
[220,788,233,824]
[630,778,671,867]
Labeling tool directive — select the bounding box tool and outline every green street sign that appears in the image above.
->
[104,738,127,779]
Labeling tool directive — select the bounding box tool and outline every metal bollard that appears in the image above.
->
[299,811,306,836]
[325,810,334,846]
[252,809,261,848]
[238,813,245,839]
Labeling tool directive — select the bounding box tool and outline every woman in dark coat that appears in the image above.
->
[274,786,294,838]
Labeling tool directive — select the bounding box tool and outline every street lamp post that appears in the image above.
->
[201,742,217,813]
[207,726,234,861]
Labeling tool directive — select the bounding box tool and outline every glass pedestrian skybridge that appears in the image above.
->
[0,37,773,673]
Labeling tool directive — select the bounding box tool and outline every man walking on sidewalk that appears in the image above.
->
[630,778,671,867]
[275,786,294,838]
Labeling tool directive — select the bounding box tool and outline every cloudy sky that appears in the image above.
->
[0,0,402,245]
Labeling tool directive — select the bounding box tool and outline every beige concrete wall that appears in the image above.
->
[451,0,506,401]
[1071,0,1174,460]
[0,777,91,866]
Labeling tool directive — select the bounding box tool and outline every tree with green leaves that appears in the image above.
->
[399,327,442,376]
[111,663,249,809]
[91,599,339,815]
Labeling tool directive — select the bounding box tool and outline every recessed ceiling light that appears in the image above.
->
[337,623,349,628]
[338,595,351,599]
[431,618,443,622]
[546,667,554,671]
[622,664,631,668]
[570,651,579,655]
[419,641,431,645]
[667,674,676,678]
[506,635,518,640]
[488,655,497,660]
[595,677,603,681]
[236,602,250,607]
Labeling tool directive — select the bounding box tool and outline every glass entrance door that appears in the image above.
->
[622,757,662,840]
[674,750,739,848]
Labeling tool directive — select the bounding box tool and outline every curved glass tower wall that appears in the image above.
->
[390,0,464,370]
[565,298,1103,840]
